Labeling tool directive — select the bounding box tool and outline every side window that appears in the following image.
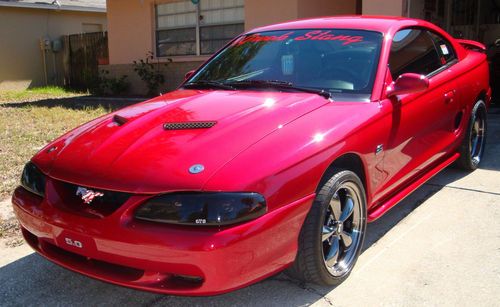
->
[389,29,442,79]
[427,31,457,65]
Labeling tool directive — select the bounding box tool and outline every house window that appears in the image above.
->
[156,0,244,57]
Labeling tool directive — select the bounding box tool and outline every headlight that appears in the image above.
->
[134,193,267,226]
[21,162,46,197]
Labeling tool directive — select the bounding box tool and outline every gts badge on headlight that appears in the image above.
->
[76,187,104,204]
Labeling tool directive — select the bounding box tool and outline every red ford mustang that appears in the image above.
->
[13,16,490,296]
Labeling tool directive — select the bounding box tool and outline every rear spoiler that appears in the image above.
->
[456,39,486,53]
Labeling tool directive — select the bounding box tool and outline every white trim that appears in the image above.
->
[0,2,106,13]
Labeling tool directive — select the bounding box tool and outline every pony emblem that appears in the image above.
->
[76,187,104,204]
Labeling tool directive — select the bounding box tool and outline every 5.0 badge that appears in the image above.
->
[64,238,83,248]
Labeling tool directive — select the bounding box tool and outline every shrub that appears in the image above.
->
[108,75,130,95]
[91,70,129,96]
[133,52,172,96]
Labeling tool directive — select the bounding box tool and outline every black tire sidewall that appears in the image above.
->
[460,100,487,170]
[310,170,367,284]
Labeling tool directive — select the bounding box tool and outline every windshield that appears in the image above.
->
[188,29,383,96]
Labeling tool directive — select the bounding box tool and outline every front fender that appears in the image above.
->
[202,101,390,212]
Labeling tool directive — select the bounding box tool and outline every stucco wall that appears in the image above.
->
[107,0,300,64]
[0,7,107,91]
[107,0,155,66]
[362,0,404,16]
[105,0,361,94]
[244,0,299,30]
[297,0,357,19]
[108,0,360,65]
[245,0,358,30]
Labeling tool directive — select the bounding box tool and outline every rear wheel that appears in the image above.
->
[287,170,367,285]
[456,100,487,171]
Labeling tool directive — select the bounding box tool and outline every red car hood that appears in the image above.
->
[33,89,328,193]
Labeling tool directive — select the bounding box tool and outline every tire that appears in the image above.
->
[456,100,487,171]
[287,170,367,286]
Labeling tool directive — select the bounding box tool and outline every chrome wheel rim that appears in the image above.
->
[469,109,486,166]
[322,182,364,277]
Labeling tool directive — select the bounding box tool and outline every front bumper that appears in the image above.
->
[12,186,313,296]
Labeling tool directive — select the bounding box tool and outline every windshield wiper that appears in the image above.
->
[183,80,236,90]
[225,80,332,99]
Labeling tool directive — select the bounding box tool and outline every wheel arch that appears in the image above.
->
[476,90,487,105]
[317,153,369,199]
[459,90,488,135]
[467,90,489,122]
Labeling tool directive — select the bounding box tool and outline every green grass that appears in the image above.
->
[0,86,139,200]
[0,88,142,199]
[0,103,108,199]
[0,89,138,246]
[0,86,85,103]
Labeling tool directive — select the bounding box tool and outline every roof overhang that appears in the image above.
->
[0,1,106,13]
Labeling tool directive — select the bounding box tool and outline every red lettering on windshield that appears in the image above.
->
[236,32,294,45]
[236,31,364,46]
[294,31,363,45]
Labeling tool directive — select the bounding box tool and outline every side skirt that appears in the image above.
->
[367,152,460,222]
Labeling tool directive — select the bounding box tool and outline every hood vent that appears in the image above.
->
[163,121,217,130]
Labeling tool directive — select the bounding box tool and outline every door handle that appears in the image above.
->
[444,90,455,104]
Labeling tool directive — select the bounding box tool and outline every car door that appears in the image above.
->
[378,28,460,197]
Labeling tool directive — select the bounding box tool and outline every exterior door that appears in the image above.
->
[378,28,460,197]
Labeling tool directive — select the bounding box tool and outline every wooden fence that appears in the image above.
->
[63,31,108,90]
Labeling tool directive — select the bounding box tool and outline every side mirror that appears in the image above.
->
[386,73,429,97]
[184,70,195,81]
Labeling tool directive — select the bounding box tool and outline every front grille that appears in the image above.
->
[163,121,216,130]
[51,180,131,218]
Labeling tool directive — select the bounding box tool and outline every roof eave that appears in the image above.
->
[0,2,106,13]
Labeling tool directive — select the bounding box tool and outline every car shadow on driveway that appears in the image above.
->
[1,114,498,307]
[364,112,500,250]
[0,252,333,306]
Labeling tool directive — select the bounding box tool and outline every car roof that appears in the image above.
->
[248,15,429,34]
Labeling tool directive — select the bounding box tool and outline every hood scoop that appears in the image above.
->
[163,121,217,130]
[113,114,129,126]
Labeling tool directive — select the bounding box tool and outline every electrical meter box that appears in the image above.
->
[52,39,63,53]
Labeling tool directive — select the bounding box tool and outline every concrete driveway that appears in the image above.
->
[1,112,499,307]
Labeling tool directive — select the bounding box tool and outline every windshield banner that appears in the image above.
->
[237,30,364,46]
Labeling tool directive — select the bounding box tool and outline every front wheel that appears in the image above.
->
[456,100,487,171]
[287,170,367,286]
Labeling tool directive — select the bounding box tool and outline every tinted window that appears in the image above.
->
[428,31,457,64]
[190,29,383,95]
[389,29,442,79]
